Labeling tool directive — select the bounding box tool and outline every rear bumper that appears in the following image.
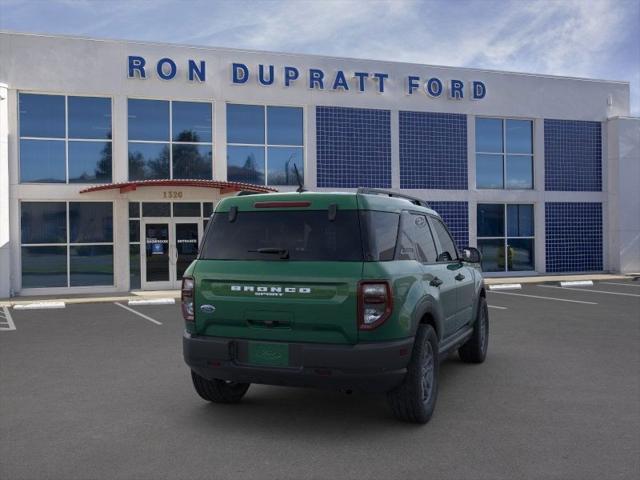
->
[183,333,413,393]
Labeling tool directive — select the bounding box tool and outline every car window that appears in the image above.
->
[396,213,438,263]
[360,211,399,261]
[430,217,458,262]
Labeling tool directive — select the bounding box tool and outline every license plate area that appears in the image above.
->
[247,341,290,367]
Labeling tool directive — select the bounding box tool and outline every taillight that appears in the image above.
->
[358,281,393,330]
[181,277,195,322]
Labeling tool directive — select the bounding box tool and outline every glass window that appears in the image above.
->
[203,202,213,217]
[69,202,113,243]
[399,213,437,263]
[507,238,534,271]
[19,93,65,138]
[506,155,533,189]
[227,146,265,184]
[19,139,66,183]
[128,99,169,141]
[267,147,303,186]
[475,118,502,153]
[129,220,140,242]
[130,244,141,290]
[506,120,532,154]
[173,203,201,217]
[267,106,303,145]
[21,202,67,244]
[68,141,112,183]
[360,211,399,261]
[507,205,534,237]
[227,104,264,144]
[477,239,505,273]
[476,154,503,189]
[142,202,171,217]
[477,204,504,237]
[172,101,212,143]
[128,142,170,180]
[430,218,458,261]
[129,202,140,218]
[172,144,212,179]
[70,245,114,286]
[21,246,68,288]
[68,96,112,139]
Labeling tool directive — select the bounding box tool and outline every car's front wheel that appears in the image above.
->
[191,370,250,403]
[387,324,439,424]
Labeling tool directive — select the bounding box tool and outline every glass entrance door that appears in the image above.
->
[174,221,201,287]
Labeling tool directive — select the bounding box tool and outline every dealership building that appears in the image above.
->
[0,31,638,297]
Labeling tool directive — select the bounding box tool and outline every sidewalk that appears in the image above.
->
[1,273,637,307]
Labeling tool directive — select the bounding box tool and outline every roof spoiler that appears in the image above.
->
[356,188,430,208]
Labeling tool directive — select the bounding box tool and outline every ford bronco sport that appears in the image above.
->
[182,188,488,423]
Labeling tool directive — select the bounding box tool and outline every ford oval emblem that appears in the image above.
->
[200,304,216,314]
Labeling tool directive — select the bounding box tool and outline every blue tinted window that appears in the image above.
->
[21,202,67,244]
[476,154,503,189]
[477,204,504,237]
[128,142,170,180]
[68,96,112,139]
[172,144,212,179]
[227,104,264,144]
[507,238,534,271]
[19,93,65,138]
[69,202,113,243]
[21,246,68,288]
[142,202,171,217]
[506,155,533,189]
[20,139,66,183]
[507,205,534,237]
[70,245,113,286]
[68,141,112,183]
[128,99,169,141]
[130,244,141,289]
[227,145,265,184]
[172,102,212,143]
[173,203,201,217]
[476,118,502,153]
[267,106,303,145]
[130,220,140,242]
[267,147,303,185]
[506,120,532,154]
[477,239,505,272]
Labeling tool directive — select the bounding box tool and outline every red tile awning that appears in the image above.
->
[79,179,277,195]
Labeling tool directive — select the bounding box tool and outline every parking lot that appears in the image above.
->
[1,279,639,480]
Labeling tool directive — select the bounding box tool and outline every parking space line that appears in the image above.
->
[601,282,640,288]
[114,302,163,325]
[539,285,640,298]
[488,305,508,310]
[0,306,16,331]
[489,291,598,305]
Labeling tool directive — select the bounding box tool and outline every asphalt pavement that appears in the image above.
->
[1,280,639,480]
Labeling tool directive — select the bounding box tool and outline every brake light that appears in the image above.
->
[358,281,393,330]
[181,277,195,322]
[254,201,311,208]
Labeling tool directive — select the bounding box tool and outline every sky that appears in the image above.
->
[1,0,639,114]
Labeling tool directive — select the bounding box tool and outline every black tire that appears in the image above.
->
[191,370,250,404]
[387,324,439,424]
[458,296,489,363]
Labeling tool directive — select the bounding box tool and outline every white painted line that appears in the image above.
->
[560,280,593,287]
[128,298,175,306]
[114,302,163,325]
[13,301,66,310]
[539,285,640,298]
[489,284,522,291]
[0,306,16,331]
[488,305,508,310]
[490,291,598,305]
[601,282,640,288]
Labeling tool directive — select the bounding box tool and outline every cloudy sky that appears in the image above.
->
[1,0,638,114]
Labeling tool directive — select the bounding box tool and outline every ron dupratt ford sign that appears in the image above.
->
[127,56,487,100]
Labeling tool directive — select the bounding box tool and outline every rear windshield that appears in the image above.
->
[200,210,363,261]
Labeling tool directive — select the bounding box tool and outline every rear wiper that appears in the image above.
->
[248,247,290,259]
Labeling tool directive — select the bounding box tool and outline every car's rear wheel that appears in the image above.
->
[191,370,250,403]
[387,324,439,424]
[458,296,489,363]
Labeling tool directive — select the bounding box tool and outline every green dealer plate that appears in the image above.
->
[248,342,289,367]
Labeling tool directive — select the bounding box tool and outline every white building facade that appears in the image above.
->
[0,32,638,297]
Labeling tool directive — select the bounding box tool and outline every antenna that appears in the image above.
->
[293,164,306,193]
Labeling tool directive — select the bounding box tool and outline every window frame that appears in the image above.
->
[427,215,460,263]
[226,102,306,187]
[476,202,536,272]
[127,98,214,181]
[18,92,114,184]
[475,116,534,190]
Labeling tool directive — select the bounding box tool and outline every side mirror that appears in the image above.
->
[461,247,482,263]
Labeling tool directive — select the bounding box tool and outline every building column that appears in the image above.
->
[0,84,9,297]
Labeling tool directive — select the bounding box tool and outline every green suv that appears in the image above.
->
[182,189,488,423]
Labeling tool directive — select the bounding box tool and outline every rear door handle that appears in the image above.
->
[455,273,465,281]
[429,277,443,287]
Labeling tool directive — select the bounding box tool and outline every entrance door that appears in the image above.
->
[141,219,202,290]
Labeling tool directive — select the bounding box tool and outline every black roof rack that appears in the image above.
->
[356,188,430,208]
